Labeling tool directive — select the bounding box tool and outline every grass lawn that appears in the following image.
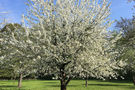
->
[0,80,134,90]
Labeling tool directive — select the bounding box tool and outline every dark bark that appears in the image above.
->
[85,79,88,87]
[133,75,135,85]
[59,62,71,90]
[60,79,67,90]
[60,76,71,90]
[18,73,23,88]
[85,74,88,87]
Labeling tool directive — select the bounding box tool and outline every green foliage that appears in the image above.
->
[0,23,37,80]
[0,69,14,79]
[1,23,24,32]
[115,17,135,73]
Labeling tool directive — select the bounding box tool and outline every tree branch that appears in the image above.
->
[65,77,71,85]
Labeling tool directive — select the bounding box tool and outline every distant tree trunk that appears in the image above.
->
[132,75,135,85]
[85,79,88,87]
[85,73,88,87]
[18,73,23,88]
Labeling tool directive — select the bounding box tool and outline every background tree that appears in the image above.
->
[0,21,14,80]
[128,0,135,10]
[0,23,39,88]
[25,0,125,90]
[115,16,135,85]
[128,0,135,2]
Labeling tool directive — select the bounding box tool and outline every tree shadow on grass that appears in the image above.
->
[44,81,58,84]
[0,85,16,88]
[0,85,27,90]
[0,85,17,90]
[85,83,135,90]
[109,80,132,84]
[97,80,132,83]
[129,86,135,89]
[45,84,78,87]
[0,83,7,84]
[86,84,131,86]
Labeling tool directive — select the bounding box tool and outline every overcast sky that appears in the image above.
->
[0,0,134,29]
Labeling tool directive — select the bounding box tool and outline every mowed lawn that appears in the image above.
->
[0,80,134,90]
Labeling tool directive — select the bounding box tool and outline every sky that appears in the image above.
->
[0,0,134,29]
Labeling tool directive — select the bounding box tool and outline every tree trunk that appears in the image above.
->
[133,75,135,85]
[59,62,71,90]
[18,73,23,88]
[60,71,71,90]
[60,77,71,90]
[61,85,66,90]
[85,73,88,87]
[60,80,67,90]
[85,79,88,87]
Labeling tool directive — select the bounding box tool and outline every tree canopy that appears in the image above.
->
[24,0,125,90]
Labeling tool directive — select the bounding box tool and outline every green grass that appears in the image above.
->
[0,80,134,90]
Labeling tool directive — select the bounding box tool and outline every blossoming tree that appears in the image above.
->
[0,23,39,88]
[0,0,125,90]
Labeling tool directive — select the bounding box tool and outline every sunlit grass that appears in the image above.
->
[0,80,134,90]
